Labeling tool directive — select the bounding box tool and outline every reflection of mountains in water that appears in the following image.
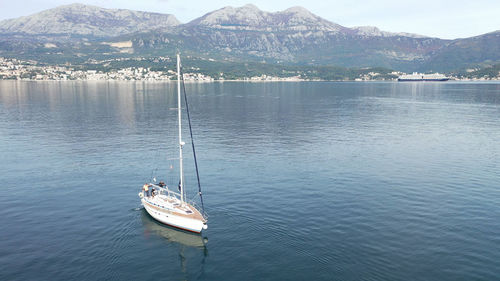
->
[141,209,207,248]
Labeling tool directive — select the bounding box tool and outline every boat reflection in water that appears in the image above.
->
[141,209,208,278]
[141,209,208,249]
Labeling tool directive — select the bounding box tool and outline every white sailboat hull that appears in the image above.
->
[142,198,205,233]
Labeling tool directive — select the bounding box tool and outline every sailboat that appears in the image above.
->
[138,54,208,233]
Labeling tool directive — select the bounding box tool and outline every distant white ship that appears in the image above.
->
[398,72,449,81]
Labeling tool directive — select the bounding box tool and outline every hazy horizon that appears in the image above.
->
[0,0,499,39]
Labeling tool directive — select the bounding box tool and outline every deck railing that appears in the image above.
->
[147,183,208,220]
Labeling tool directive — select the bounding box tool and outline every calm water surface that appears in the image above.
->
[1,81,499,280]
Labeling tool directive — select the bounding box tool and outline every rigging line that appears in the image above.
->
[149,141,162,182]
[180,65,205,214]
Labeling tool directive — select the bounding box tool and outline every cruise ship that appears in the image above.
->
[398,72,449,82]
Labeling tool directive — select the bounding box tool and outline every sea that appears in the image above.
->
[1,80,499,280]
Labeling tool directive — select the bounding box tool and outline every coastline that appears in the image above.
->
[1,79,499,83]
[3,57,499,82]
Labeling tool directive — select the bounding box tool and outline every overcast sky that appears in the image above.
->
[1,0,499,39]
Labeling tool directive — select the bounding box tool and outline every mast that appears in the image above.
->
[177,54,185,204]
[180,64,205,214]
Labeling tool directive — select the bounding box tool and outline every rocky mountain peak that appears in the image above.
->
[0,3,180,36]
[241,4,260,11]
[188,4,268,27]
[276,6,342,31]
[352,25,428,38]
[188,4,343,32]
[283,6,313,16]
[53,3,99,11]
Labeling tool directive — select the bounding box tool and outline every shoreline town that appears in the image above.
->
[1,57,499,82]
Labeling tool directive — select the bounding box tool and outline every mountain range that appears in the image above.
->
[0,3,499,72]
